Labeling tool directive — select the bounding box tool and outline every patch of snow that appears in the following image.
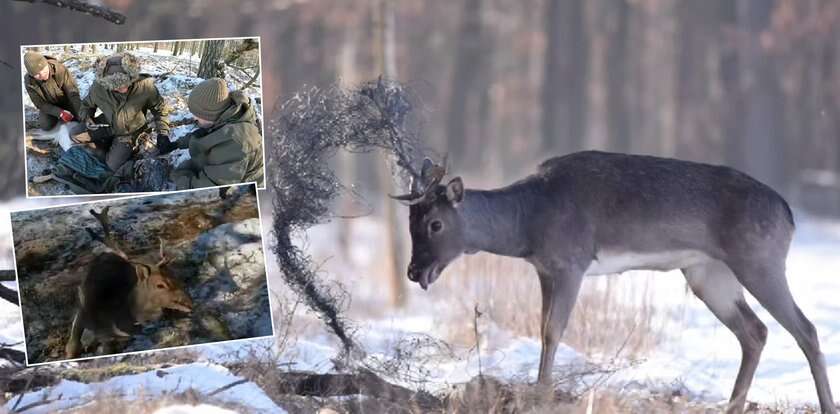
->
[153,404,240,414]
[2,362,287,414]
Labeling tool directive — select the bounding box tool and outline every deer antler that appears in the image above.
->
[87,207,129,259]
[156,237,171,267]
[388,156,448,205]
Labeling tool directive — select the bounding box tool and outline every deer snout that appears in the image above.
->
[407,263,420,282]
[170,294,194,313]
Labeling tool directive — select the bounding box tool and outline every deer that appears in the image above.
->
[64,206,193,359]
[390,150,837,414]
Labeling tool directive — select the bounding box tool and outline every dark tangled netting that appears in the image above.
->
[269,79,432,353]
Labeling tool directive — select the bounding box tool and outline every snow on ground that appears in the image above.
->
[1,362,288,414]
[1,191,838,408]
[275,209,840,406]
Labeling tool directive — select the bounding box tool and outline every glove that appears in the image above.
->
[59,110,74,123]
[156,134,177,154]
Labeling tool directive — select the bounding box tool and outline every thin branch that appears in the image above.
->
[0,348,25,365]
[207,379,248,396]
[0,284,19,306]
[0,270,15,282]
[241,65,260,90]
[11,0,126,24]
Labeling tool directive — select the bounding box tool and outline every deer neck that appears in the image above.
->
[458,188,532,258]
[129,282,162,324]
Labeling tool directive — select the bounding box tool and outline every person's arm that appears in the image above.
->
[177,141,247,189]
[60,67,82,117]
[146,86,171,136]
[25,83,63,117]
[79,89,97,123]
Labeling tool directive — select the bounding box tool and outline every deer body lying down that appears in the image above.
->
[65,208,193,359]
[394,151,836,414]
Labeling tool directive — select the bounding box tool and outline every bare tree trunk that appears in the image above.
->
[605,0,630,152]
[541,0,588,154]
[153,42,159,53]
[197,39,226,79]
[374,0,407,309]
[445,0,483,166]
[738,0,786,191]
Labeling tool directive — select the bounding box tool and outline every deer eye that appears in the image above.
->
[429,220,443,234]
[156,283,166,289]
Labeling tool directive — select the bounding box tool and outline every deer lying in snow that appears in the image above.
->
[391,151,837,414]
[65,206,193,358]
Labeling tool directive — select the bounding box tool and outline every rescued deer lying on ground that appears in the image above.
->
[391,151,837,414]
[65,206,193,359]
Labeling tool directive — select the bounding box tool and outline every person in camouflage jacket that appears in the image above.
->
[80,52,171,172]
[159,78,264,190]
[23,51,82,130]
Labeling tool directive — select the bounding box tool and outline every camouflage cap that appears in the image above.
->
[95,52,141,90]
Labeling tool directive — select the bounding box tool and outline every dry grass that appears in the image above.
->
[435,252,672,359]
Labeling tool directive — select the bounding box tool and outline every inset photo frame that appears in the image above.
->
[21,37,266,198]
[9,182,274,365]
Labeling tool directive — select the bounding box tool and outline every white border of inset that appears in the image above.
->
[9,181,277,366]
[20,36,267,199]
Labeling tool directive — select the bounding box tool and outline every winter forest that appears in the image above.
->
[0,0,840,413]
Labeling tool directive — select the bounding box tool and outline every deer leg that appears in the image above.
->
[728,259,837,414]
[64,310,84,359]
[536,269,584,385]
[683,262,767,414]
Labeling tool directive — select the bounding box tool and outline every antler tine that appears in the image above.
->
[90,206,128,259]
[157,236,171,267]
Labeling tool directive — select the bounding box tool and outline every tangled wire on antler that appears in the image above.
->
[269,79,435,353]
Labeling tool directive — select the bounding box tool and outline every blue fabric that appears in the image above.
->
[57,146,111,179]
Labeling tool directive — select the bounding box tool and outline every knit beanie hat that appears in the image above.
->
[188,78,232,122]
[24,52,48,76]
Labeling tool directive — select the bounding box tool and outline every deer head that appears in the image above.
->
[129,238,193,323]
[390,158,466,290]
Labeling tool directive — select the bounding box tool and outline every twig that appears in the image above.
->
[207,378,248,396]
[473,304,483,378]
[12,395,62,413]
[241,65,260,90]
[10,374,34,412]
[11,0,126,24]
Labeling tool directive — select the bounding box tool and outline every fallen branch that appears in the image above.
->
[207,378,248,396]
[11,0,126,24]
[0,284,19,305]
[0,269,15,281]
[0,348,25,365]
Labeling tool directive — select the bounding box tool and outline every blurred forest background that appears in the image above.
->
[1,0,839,213]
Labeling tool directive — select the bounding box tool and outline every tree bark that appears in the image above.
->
[197,39,226,79]
[445,0,483,166]
[374,0,407,309]
[541,0,588,154]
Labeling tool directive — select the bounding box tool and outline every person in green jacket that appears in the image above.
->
[80,52,171,172]
[23,52,82,130]
[158,78,264,190]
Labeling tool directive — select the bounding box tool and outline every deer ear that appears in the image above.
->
[446,177,464,204]
[134,263,151,282]
[421,158,434,178]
